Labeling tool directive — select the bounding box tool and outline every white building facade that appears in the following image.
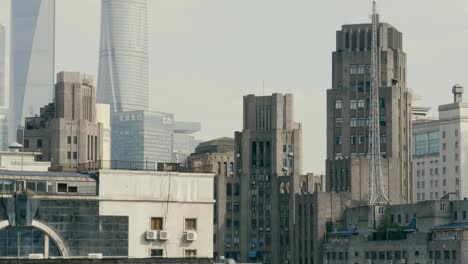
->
[413,85,468,202]
[98,169,215,258]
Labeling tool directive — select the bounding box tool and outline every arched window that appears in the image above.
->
[280,182,285,194]
[217,162,221,175]
[285,182,290,194]
[223,162,228,176]
[229,162,234,176]
[227,183,232,196]
[234,184,240,196]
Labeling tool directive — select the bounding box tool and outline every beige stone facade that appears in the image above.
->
[18,71,107,171]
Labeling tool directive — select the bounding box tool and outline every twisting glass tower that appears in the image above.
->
[97,0,149,112]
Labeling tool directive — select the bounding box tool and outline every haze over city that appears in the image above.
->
[1,0,466,173]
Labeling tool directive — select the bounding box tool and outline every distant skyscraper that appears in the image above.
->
[0,24,8,150]
[10,0,55,140]
[97,0,149,112]
[326,21,412,204]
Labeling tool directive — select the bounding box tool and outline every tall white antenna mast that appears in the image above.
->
[366,1,390,206]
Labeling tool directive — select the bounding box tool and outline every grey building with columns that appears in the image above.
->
[326,21,412,204]
[235,93,302,264]
[18,72,105,171]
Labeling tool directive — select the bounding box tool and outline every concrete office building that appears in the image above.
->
[97,0,148,112]
[111,110,174,164]
[187,137,236,260]
[95,104,111,161]
[0,166,214,258]
[413,85,468,202]
[320,199,468,264]
[235,93,302,264]
[172,121,201,164]
[326,21,412,204]
[18,72,106,171]
[0,25,7,151]
[10,0,55,140]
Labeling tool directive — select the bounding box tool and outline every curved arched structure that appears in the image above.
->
[0,220,68,257]
[97,0,149,112]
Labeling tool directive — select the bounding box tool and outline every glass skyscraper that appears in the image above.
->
[10,0,55,141]
[0,25,8,150]
[97,0,149,112]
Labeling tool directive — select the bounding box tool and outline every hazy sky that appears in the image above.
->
[1,0,467,174]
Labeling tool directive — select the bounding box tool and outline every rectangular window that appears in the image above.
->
[67,136,71,144]
[350,100,357,110]
[37,139,43,148]
[358,100,365,108]
[335,118,342,128]
[68,186,78,193]
[335,136,342,145]
[67,152,71,160]
[351,136,356,145]
[73,136,78,144]
[335,100,342,109]
[185,218,197,231]
[24,139,29,148]
[151,249,163,257]
[359,135,365,145]
[350,118,357,127]
[185,250,197,257]
[73,152,77,160]
[151,217,163,230]
[57,183,68,193]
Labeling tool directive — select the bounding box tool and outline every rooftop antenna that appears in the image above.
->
[362,0,391,231]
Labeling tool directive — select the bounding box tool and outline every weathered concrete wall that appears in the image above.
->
[0,258,212,264]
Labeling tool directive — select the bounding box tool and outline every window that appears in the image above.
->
[151,249,163,257]
[442,131,446,138]
[185,250,197,257]
[37,139,43,148]
[68,186,78,193]
[185,218,197,231]
[151,217,163,230]
[335,100,342,109]
[73,152,77,160]
[351,118,357,127]
[455,129,459,137]
[24,139,29,148]
[73,136,78,144]
[57,183,68,193]
[67,136,71,144]
[335,118,342,127]
[349,65,357,74]
[350,100,357,110]
[455,141,459,149]
[358,100,365,108]
[335,136,342,145]
[351,136,357,145]
[67,152,71,160]
[359,135,365,145]
[443,155,446,162]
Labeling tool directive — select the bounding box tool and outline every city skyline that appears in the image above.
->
[0,0,467,173]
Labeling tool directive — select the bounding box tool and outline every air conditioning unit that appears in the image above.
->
[146,230,158,240]
[88,253,103,259]
[186,231,197,241]
[159,230,169,241]
[29,254,44,259]
[288,152,294,157]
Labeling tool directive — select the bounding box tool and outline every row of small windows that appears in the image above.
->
[335,98,386,110]
[23,139,42,149]
[349,64,371,75]
[416,166,459,177]
[218,162,234,176]
[335,135,386,145]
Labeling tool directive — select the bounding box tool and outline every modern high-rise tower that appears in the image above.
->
[235,94,302,264]
[97,0,149,112]
[326,21,412,204]
[0,24,8,150]
[10,0,55,141]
